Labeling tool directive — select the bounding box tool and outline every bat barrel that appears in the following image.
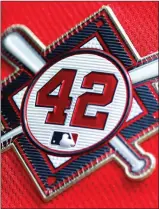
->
[2,32,46,73]
[129,59,158,84]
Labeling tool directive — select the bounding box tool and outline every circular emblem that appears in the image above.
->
[22,50,132,156]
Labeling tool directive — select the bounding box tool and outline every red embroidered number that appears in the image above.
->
[36,70,117,129]
[71,72,117,129]
[36,69,77,124]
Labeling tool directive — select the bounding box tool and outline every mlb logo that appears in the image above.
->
[51,132,77,147]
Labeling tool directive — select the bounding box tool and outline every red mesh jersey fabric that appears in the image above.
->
[1,2,158,208]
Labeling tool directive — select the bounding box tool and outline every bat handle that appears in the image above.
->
[109,136,145,173]
[2,32,46,73]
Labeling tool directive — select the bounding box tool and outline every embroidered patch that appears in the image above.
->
[1,6,158,201]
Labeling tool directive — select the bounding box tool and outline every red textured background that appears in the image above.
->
[1,2,158,208]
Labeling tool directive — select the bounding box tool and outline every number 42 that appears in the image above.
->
[36,69,117,130]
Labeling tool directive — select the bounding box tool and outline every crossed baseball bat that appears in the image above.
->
[1,31,158,174]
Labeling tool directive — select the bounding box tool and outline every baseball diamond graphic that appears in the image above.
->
[1,5,158,201]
